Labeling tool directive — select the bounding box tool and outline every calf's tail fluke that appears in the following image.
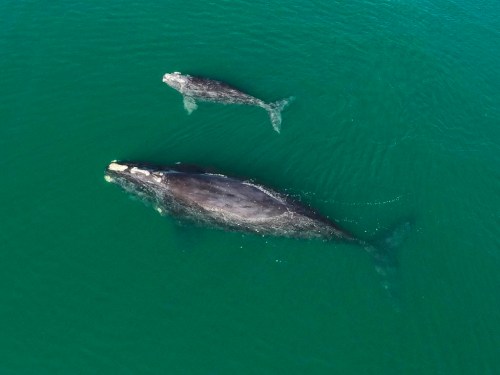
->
[265,97,294,133]
[364,220,413,310]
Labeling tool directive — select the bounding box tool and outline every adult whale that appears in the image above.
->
[162,72,293,133]
[104,161,411,299]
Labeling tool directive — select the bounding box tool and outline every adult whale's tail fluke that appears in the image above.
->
[365,220,413,309]
[265,97,294,133]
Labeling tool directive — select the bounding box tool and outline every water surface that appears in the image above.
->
[1,0,499,373]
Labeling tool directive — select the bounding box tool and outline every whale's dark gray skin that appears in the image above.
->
[162,72,293,133]
[104,161,411,303]
[104,161,359,243]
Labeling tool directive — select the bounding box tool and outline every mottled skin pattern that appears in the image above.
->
[173,75,263,106]
[163,72,263,105]
[105,161,359,243]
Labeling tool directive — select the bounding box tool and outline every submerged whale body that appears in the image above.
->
[104,161,411,302]
[162,72,293,133]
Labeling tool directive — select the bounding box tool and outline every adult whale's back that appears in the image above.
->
[166,172,358,240]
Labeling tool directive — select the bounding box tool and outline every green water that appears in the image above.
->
[2,0,499,373]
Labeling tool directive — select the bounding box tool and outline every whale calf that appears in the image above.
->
[162,72,293,133]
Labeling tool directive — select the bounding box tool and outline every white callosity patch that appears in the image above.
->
[104,175,114,183]
[130,167,150,176]
[108,163,128,172]
[163,72,186,85]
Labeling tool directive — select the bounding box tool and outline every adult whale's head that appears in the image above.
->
[104,161,174,205]
[162,71,187,91]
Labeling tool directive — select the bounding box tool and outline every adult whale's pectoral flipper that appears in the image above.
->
[183,96,198,114]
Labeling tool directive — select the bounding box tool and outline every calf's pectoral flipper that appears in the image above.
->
[183,96,198,114]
